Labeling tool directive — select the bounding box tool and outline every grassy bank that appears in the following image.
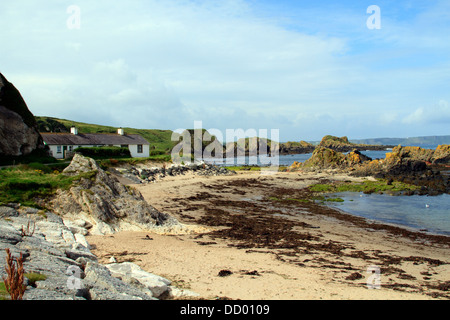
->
[309,179,420,195]
[268,195,344,204]
[0,164,96,208]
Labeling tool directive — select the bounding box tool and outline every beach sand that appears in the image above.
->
[87,170,450,300]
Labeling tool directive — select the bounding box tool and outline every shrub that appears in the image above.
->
[74,146,131,158]
[2,249,26,300]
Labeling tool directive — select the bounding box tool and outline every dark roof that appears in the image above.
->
[41,133,150,145]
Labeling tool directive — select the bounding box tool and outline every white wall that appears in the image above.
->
[48,144,149,159]
[128,144,150,158]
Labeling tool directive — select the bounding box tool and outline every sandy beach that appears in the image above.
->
[87,170,450,300]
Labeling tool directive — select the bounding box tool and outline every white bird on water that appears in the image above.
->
[425,204,430,208]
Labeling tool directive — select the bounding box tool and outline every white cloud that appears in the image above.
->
[1,0,449,140]
[403,100,450,125]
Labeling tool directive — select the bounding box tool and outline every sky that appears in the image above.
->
[1,0,449,142]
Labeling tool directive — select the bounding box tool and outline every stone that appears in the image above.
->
[51,154,175,233]
[106,262,171,298]
[65,247,98,262]
[83,262,152,300]
[0,208,188,300]
[0,73,46,157]
[0,222,23,244]
[0,206,19,218]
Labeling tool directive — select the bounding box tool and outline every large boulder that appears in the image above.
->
[432,145,450,164]
[300,147,371,170]
[0,73,45,156]
[318,135,354,152]
[50,154,178,234]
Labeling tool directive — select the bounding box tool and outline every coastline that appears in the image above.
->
[87,170,450,300]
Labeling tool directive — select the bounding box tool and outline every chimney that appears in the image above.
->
[70,126,78,135]
[117,128,124,135]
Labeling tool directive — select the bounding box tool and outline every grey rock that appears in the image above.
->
[0,206,19,218]
[106,262,170,298]
[51,154,173,230]
[0,222,23,244]
[83,262,152,300]
[65,247,98,262]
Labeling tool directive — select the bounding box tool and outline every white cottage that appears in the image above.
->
[41,127,150,159]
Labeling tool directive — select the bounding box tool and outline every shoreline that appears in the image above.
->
[87,170,450,300]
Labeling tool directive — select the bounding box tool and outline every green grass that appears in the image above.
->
[24,272,47,287]
[0,282,9,300]
[268,195,344,204]
[309,179,419,195]
[226,166,261,172]
[0,165,92,208]
[98,154,172,169]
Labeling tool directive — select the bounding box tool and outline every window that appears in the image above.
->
[137,144,143,153]
[121,144,128,148]
[57,146,62,154]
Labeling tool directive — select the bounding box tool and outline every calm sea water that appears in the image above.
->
[204,144,449,236]
[204,149,391,167]
[326,192,450,236]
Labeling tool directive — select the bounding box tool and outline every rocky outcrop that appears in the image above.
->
[50,154,179,234]
[431,145,450,164]
[0,73,45,157]
[318,135,391,153]
[300,147,372,170]
[117,162,236,184]
[279,141,315,155]
[0,205,197,300]
[352,145,450,176]
[351,145,450,194]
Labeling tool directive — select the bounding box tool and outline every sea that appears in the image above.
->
[204,145,450,236]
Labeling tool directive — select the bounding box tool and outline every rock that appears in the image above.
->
[90,221,115,235]
[0,222,23,244]
[84,262,152,300]
[117,161,235,184]
[51,154,177,234]
[432,145,450,164]
[65,247,97,262]
[0,73,46,157]
[166,286,201,299]
[0,206,191,300]
[317,135,391,153]
[279,140,315,155]
[300,147,372,170]
[0,206,19,218]
[106,262,171,298]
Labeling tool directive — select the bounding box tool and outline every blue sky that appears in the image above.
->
[1,0,449,142]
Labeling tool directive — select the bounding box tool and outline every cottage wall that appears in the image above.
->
[48,144,149,159]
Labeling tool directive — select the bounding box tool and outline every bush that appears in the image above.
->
[74,146,131,159]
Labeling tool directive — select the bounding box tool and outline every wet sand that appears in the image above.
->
[87,170,450,300]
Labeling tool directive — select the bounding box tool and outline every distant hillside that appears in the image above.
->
[350,135,450,147]
[36,116,176,152]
